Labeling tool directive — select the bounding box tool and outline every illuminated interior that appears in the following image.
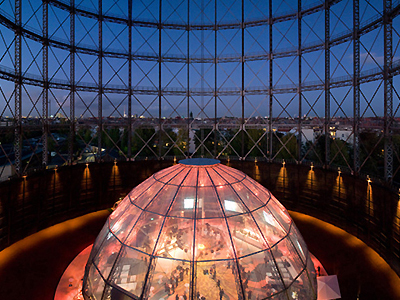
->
[83,158,317,299]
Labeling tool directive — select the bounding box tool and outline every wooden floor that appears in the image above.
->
[0,209,399,300]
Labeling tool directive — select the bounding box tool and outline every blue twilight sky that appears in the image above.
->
[0,0,399,119]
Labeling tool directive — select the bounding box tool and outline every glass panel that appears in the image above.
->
[167,167,191,186]
[198,166,213,187]
[267,198,292,233]
[268,196,292,231]
[231,181,265,211]
[102,284,134,300]
[252,207,287,247]
[88,220,110,263]
[110,195,132,223]
[111,246,150,298]
[288,225,308,265]
[127,176,157,202]
[227,213,267,257]
[153,164,182,182]
[287,268,315,300]
[85,264,105,300]
[206,167,226,186]
[306,256,317,295]
[133,180,166,209]
[93,233,121,280]
[154,217,194,261]
[168,187,196,218]
[214,165,243,184]
[218,164,246,182]
[242,177,272,205]
[194,218,235,261]
[271,237,305,287]
[216,185,247,216]
[269,291,290,299]
[197,186,224,219]
[146,257,191,300]
[124,211,165,254]
[110,205,142,243]
[181,168,198,187]
[196,260,240,300]
[146,183,179,215]
[238,250,286,300]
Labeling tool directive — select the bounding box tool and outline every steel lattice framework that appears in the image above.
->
[1,0,400,183]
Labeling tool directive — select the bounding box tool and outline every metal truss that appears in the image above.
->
[0,0,399,186]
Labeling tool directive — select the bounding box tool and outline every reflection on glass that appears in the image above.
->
[83,159,317,299]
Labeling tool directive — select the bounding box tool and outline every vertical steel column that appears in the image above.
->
[187,1,190,157]
[42,0,49,167]
[14,0,22,176]
[214,0,217,157]
[128,0,132,160]
[297,0,302,162]
[384,0,393,180]
[98,0,103,162]
[200,0,204,157]
[158,0,162,159]
[268,0,273,161]
[241,0,245,160]
[69,0,75,163]
[325,0,330,167]
[353,0,360,175]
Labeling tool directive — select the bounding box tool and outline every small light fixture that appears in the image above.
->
[310,162,314,171]
[22,174,27,179]
[54,165,58,172]
[367,175,371,184]
[86,163,89,168]
[338,167,341,176]
[255,158,258,163]
[282,160,286,167]
[114,159,117,166]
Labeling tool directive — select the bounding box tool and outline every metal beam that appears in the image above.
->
[43,0,49,167]
[241,0,245,160]
[14,0,22,176]
[269,0,273,161]
[353,0,360,175]
[325,0,330,167]
[128,0,132,160]
[98,0,103,162]
[69,0,75,163]
[384,0,393,180]
[158,0,162,159]
[298,0,302,162]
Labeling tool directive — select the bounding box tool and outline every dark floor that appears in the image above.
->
[0,210,399,300]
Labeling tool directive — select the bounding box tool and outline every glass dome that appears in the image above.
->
[83,159,317,300]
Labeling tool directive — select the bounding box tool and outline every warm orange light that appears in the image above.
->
[198,244,205,250]
[338,167,341,176]
[86,163,89,168]
[310,162,314,171]
[282,159,286,166]
[367,175,371,184]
